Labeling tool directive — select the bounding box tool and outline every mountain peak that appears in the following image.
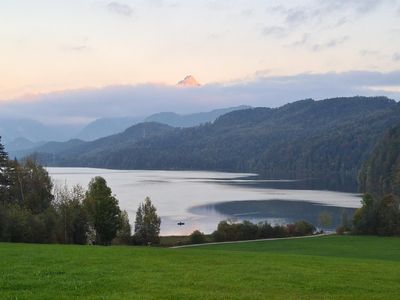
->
[177,75,201,87]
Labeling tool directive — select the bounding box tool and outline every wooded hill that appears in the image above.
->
[360,125,400,198]
[33,96,400,184]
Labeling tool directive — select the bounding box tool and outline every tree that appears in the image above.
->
[84,177,122,245]
[189,230,206,244]
[0,137,11,204]
[114,210,132,245]
[375,195,400,236]
[293,220,315,236]
[54,184,88,244]
[7,158,54,213]
[134,197,161,245]
[353,193,400,236]
[353,194,378,234]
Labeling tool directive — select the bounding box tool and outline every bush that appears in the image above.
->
[211,220,315,242]
[257,222,274,238]
[189,230,206,244]
[293,220,315,236]
[336,226,346,235]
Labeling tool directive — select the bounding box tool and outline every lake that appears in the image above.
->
[47,167,361,235]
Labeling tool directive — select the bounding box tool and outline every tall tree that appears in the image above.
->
[84,176,121,245]
[0,137,11,204]
[134,197,161,245]
[54,184,88,244]
[14,158,54,213]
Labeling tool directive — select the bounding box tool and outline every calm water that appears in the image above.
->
[47,168,361,235]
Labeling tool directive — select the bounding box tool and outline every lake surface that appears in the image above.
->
[47,168,361,235]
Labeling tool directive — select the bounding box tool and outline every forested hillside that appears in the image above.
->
[34,97,400,183]
[359,125,400,198]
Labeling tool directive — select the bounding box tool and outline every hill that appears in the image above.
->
[0,119,79,145]
[75,106,249,141]
[359,125,400,198]
[145,105,250,127]
[34,97,400,185]
[76,116,142,141]
[1,236,400,299]
[34,122,175,166]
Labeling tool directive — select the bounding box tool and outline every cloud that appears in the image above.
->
[312,36,349,52]
[284,7,310,26]
[61,37,91,53]
[360,49,380,56]
[288,33,310,47]
[393,52,400,61]
[1,71,399,125]
[266,0,386,34]
[262,26,287,37]
[107,2,133,17]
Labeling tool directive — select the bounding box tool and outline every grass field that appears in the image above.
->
[1,235,399,299]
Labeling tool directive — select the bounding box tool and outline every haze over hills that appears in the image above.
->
[2,105,250,154]
[144,105,251,128]
[0,119,79,144]
[70,105,250,141]
[31,96,400,190]
[76,117,142,141]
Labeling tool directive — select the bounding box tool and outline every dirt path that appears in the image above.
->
[170,232,334,249]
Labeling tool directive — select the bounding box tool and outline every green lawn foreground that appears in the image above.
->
[1,236,399,299]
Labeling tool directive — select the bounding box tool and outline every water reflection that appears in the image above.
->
[190,200,356,231]
[211,174,359,193]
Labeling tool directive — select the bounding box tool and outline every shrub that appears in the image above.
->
[293,220,315,236]
[189,230,206,244]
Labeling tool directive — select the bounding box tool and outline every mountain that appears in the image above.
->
[33,122,174,166]
[0,118,81,147]
[177,75,201,87]
[5,137,41,152]
[76,106,250,141]
[359,125,400,198]
[145,106,251,128]
[34,96,400,189]
[76,117,143,141]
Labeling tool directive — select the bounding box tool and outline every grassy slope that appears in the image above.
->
[1,236,399,299]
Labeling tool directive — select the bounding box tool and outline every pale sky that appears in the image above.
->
[2,0,400,101]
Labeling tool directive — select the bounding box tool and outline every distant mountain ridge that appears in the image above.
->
[75,105,250,141]
[145,106,251,128]
[32,96,400,189]
[2,105,251,154]
[0,119,80,144]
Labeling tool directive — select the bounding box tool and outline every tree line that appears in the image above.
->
[0,137,161,245]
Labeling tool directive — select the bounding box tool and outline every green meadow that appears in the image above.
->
[1,235,399,299]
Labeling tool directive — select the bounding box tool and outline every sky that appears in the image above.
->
[1,0,400,124]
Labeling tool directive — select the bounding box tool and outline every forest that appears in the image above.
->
[31,96,400,187]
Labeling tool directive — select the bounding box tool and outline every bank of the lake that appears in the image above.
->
[1,235,399,299]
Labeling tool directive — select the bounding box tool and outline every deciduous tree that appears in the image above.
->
[134,197,161,245]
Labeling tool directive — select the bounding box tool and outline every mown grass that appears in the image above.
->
[1,235,399,299]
